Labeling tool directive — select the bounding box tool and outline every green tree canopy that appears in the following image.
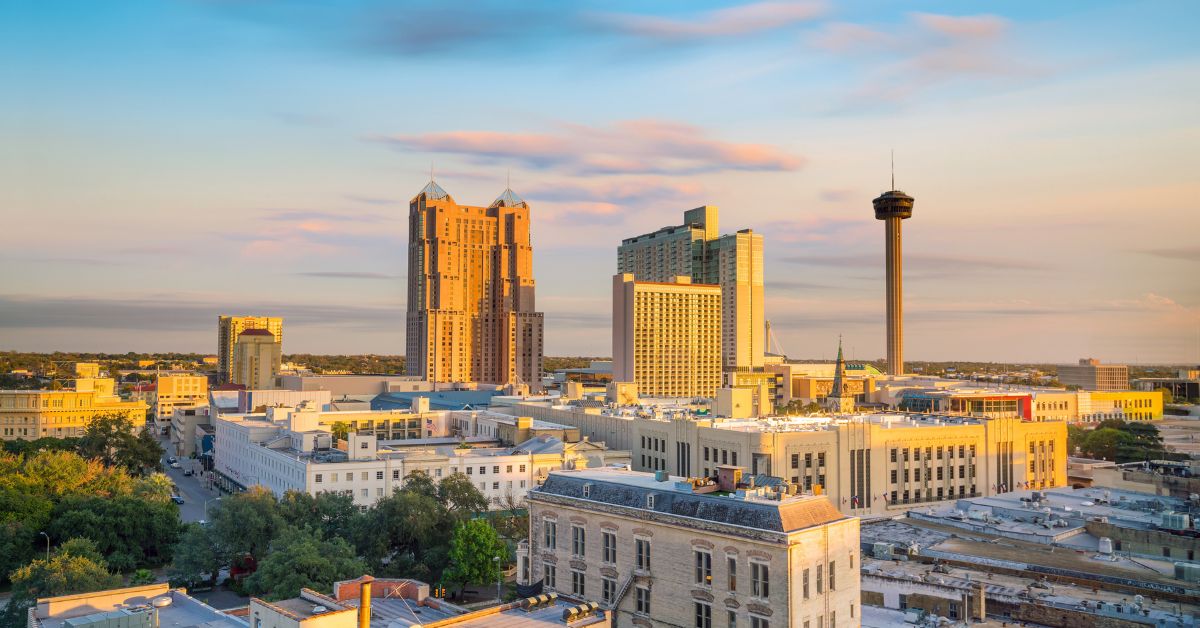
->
[443,520,507,595]
[77,414,163,476]
[279,490,359,541]
[0,538,122,628]
[210,486,283,562]
[48,494,180,571]
[1080,428,1135,461]
[170,524,227,588]
[244,527,365,601]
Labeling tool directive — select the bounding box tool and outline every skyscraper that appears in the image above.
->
[231,328,281,389]
[873,185,914,376]
[405,181,544,391]
[217,316,283,383]
[612,273,722,398]
[617,206,764,375]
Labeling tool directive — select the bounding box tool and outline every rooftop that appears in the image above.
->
[33,585,245,628]
[532,467,846,534]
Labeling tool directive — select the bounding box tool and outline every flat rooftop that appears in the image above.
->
[35,587,245,628]
[534,467,846,533]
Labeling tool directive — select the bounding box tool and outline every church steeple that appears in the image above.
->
[826,336,856,414]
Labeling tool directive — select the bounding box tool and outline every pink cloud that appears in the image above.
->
[378,119,802,175]
[911,13,1008,41]
[592,1,827,41]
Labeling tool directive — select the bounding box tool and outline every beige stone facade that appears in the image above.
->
[525,467,861,628]
[405,182,544,391]
[613,274,722,399]
[510,402,1068,518]
[155,374,208,421]
[1058,358,1129,391]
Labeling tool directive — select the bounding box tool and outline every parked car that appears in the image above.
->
[171,495,185,505]
[183,469,194,476]
[170,462,182,469]
[167,456,177,464]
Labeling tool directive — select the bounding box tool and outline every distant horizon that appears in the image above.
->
[4,1,1198,363]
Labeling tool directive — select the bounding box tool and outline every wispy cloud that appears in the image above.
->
[295,271,400,280]
[261,209,387,223]
[589,1,826,42]
[810,12,1037,106]
[1140,246,1200,262]
[782,252,1054,276]
[377,120,802,176]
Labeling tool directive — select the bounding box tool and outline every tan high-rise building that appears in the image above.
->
[232,329,282,389]
[405,181,544,390]
[613,273,722,399]
[217,316,283,383]
[618,206,764,375]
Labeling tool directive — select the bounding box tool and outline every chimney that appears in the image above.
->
[358,576,374,628]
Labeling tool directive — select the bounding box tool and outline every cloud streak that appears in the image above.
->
[376,119,802,176]
[589,1,826,42]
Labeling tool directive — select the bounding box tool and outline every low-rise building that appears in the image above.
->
[1,377,148,441]
[508,401,1067,517]
[155,374,208,423]
[28,583,245,628]
[523,467,860,628]
[1032,389,1163,421]
[213,406,626,509]
[1058,358,1129,391]
[279,375,431,396]
[170,405,213,457]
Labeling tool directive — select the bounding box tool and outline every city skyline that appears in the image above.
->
[3,1,1198,362]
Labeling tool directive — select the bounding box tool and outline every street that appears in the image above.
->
[157,435,221,523]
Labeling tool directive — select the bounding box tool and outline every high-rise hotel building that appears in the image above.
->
[617,207,764,378]
[217,316,283,383]
[406,181,544,391]
[613,274,722,399]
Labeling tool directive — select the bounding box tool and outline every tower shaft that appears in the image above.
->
[885,217,903,376]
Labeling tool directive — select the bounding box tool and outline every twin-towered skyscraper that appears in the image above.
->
[404,180,545,392]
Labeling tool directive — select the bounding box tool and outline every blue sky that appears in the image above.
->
[2,1,1198,362]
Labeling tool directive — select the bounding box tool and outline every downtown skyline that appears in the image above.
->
[3,1,1198,362]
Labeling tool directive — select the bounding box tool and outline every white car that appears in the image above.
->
[170,462,182,469]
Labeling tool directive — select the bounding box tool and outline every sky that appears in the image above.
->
[2,0,1198,363]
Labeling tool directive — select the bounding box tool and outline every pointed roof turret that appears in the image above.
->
[412,180,451,203]
[826,335,855,414]
[831,336,847,398]
[491,187,527,208]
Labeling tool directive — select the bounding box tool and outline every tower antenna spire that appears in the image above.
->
[890,149,894,190]
[430,163,435,183]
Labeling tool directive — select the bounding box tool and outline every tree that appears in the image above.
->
[244,527,365,601]
[133,473,176,502]
[278,490,360,541]
[169,524,227,588]
[1081,428,1134,461]
[210,486,282,562]
[1067,425,1088,456]
[330,422,350,442]
[48,495,180,570]
[443,520,507,596]
[0,539,122,628]
[77,414,162,475]
[438,473,489,518]
[129,569,156,585]
[1155,387,1174,406]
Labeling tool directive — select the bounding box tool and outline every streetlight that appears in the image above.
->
[38,532,50,561]
[204,497,221,520]
[494,556,502,602]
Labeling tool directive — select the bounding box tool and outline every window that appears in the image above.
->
[728,610,737,628]
[376,471,384,480]
[750,618,769,628]
[805,453,812,467]
[727,556,737,591]
[602,578,615,603]
[506,465,512,472]
[750,562,768,597]
[636,586,651,614]
[817,452,825,467]
[492,482,499,490]
[479,466,486,474]
[572,570,585,596]
[899,594,908,610]
[816,564,823,593]
[948,602,959,620]
[583,484,591,498]
[890,448,897,463]
[890,470,897,483]
[543,564,556,589]
[467,467,473,475]
[695,602,712,628]
[647,494,656,509]
[393,470,400,480]
[705,446,710,461]
[830,611,835,627]
[493,466,500,474]
[573,526,586,557]
[828,561,835,590]
[361,472,368,480]
[315,474,323,483]
[791,453,799,468]
[331,473,339,482]
[360,442,369,449]
[603,532,616,563]
[636,538,651,570]
[360,489,368,497]
[695,550,712,585]
[802,568,810,598]
[544,520,557,550]
[519,464,526,472]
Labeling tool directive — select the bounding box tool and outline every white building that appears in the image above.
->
[213,405,626,509]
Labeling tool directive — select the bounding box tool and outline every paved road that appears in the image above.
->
[157,436,222,523]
